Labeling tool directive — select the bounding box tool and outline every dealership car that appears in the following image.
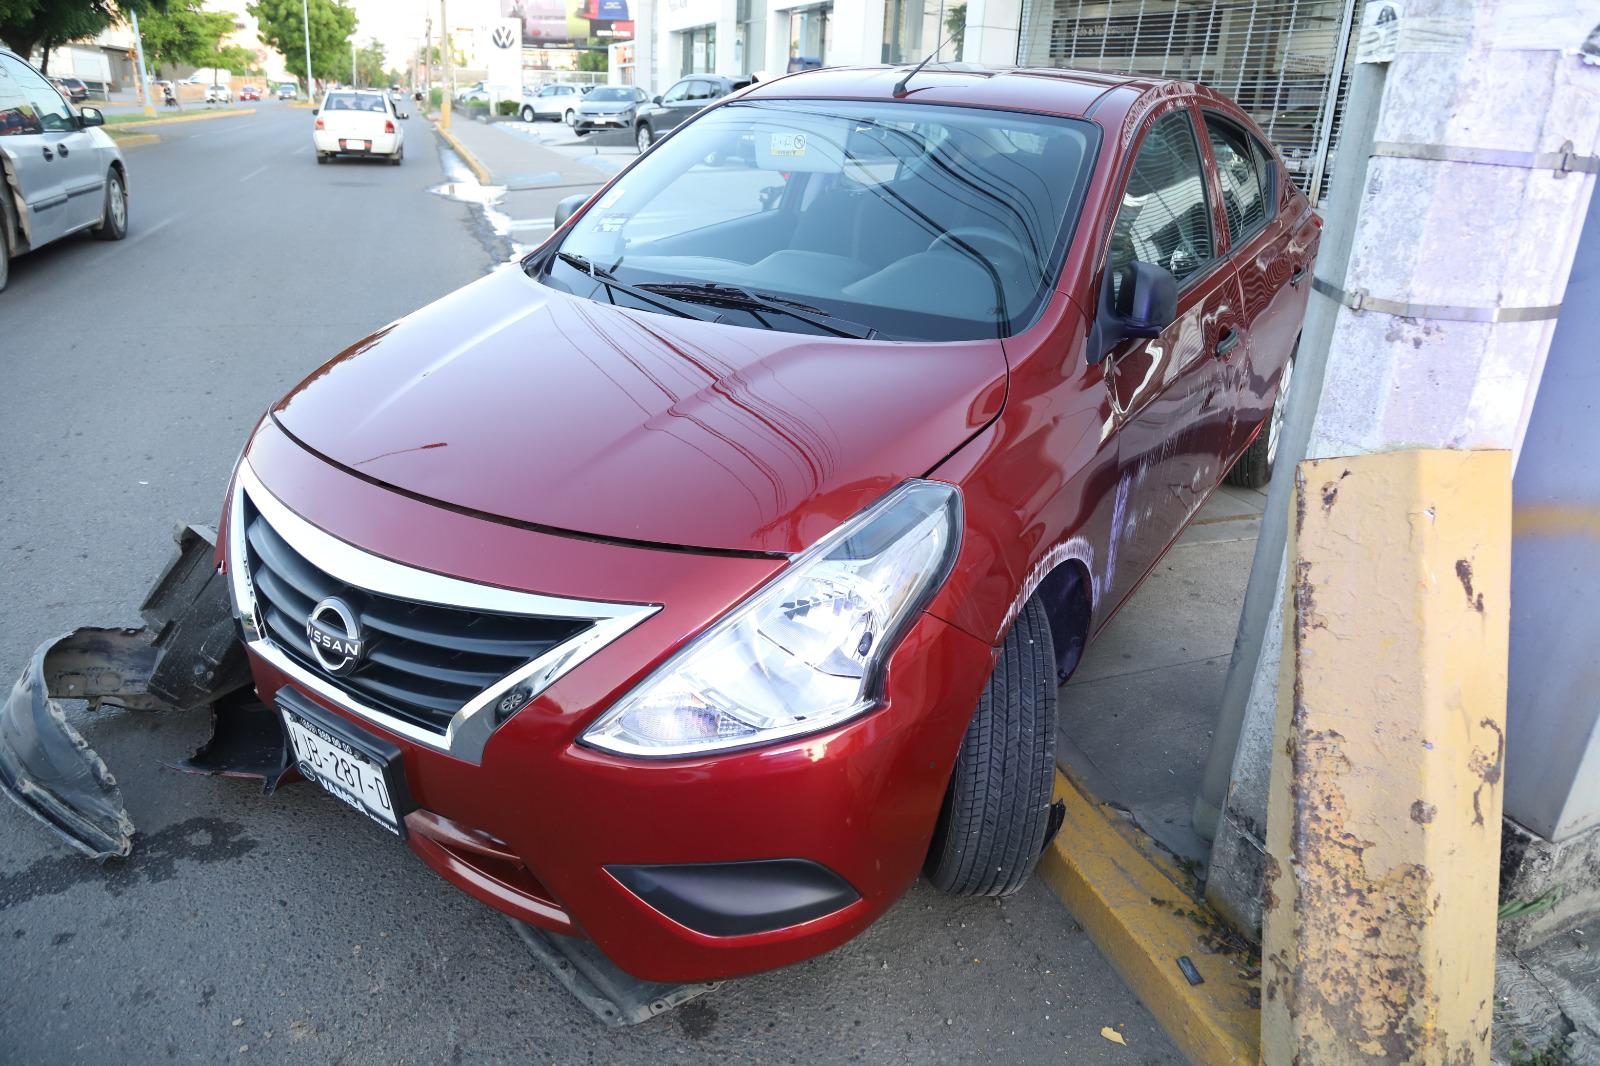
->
[520,81,589,124]
[571,84,648,140]
[50,75,90,102]
[312,88,405,164]
[632,73,750,149]
[0,47,129,293]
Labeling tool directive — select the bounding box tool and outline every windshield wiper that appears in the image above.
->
[555,252,724,324]
[639,281,880,340]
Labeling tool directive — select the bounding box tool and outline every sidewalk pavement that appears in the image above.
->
[437,115,616,192]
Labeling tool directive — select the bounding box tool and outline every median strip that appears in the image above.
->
[103,108,256,131]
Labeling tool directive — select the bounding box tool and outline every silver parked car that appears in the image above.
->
[519,82,589,125]
[0,47,129,293]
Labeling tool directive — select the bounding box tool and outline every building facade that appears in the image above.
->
[629,0,1363,202]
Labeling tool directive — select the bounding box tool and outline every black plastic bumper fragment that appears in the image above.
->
[606,859,860,938]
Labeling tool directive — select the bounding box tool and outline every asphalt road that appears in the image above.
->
[0,102,1181,1064]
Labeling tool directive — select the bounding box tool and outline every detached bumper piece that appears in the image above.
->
[607,859,861,937]
[0,524,256,860]
[509,918,720,1027]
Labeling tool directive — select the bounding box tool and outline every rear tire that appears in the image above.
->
[316,152,329,165]
[1226,347,1296,489]
[925,595,1059,896]
[390,146,403,166]
[91,168,127,241]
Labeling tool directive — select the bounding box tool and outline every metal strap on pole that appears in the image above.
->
[1310,276,1563,323]
[1372,138,1600,176]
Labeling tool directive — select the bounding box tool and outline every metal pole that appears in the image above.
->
[1306,0,1359,203]
[424,16,432,103]
[301,0,315,101]
[352,39,358,87]
[440,0,452,130]
[129,8,155,116]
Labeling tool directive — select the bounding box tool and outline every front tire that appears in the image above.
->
[564,108,575,126]
[521,106,534,122]
[635,123,653,153]
[0,202,11,293]
[925,595,1059,896]
[91,168,127,241]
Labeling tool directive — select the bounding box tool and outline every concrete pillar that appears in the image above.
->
[1204,0,1600,944]
[962,0,1023,67]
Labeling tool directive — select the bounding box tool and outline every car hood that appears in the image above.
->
[270,266,1006,555]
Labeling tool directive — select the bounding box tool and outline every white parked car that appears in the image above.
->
[205,83,231,103]
[312,89,406,165]
[0,47,129,293]
[520,82,588,124]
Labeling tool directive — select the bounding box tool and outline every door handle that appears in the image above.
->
[57,143,69,157]
[1290,264,1308,287]
[41,146,53,161]
[1214,328,1240,358]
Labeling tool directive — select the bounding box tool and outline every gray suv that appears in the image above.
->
[0,48,128,292]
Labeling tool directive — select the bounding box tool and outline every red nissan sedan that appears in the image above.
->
[219,64,1316,982]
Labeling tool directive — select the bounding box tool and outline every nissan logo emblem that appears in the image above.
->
[306,597,363,676]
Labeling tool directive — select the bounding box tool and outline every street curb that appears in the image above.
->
[433,123,493,186]
[288,101,315,109]
[106,132,160,148]
[108,108,255,131]
[1038,769,1260,1065]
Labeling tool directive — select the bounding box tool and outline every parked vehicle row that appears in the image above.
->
[0,47,128,293]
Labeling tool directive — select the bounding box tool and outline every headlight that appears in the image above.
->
[580,480,962,758]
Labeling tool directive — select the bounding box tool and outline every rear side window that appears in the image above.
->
[1204,115,1268,243]
[1108,110,1213,300]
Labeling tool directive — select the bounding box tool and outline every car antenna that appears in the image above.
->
[892,34,956,97]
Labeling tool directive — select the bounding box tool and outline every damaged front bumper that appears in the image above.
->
[0,524,259,859]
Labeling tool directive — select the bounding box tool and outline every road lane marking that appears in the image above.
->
[293,145,308,155]
[240,164,269,182]
[91,215,175,259]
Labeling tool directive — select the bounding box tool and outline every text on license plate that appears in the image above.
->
[341,139,369,151]
[282,710,400,833]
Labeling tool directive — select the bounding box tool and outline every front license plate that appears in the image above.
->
[278,692,411,837]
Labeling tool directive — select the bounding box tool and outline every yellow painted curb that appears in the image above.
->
[1038,769,1259,1065]
[287,101,316,109]
[108,108,255,131]
[434,123,493,186]
[106,132,160,148]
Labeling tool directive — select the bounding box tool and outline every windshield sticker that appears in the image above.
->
[596,214,626,233]
[769,132,808,158]
[597,186,625,208]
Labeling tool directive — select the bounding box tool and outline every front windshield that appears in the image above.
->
[588,87,633,102]
[538,99,1095,341]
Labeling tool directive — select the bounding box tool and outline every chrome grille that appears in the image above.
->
[242,499,592,735]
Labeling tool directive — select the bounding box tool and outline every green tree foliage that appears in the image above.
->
[246,0,354,87]
[944,3,965,62]
[0,0,161,71]
[136,0,234,73]
[352,37,384,87]
[576,50,606,73]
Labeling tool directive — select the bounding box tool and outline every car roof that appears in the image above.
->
[740,63,1215,127]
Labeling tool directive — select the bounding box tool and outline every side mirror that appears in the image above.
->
[1120,261,1178,337]
[1086,261,1178,364]
[77,106,104,128]
[653,94,662,105]
[553,192,588,230]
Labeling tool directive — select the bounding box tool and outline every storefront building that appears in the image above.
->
[631,0,1361,203]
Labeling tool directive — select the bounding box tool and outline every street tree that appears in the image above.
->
[0,0,161,71]
[136,0,235,76]
[353,37,384,88]
[246,0,354,88]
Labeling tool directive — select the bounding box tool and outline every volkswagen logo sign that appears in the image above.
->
[492,24,517,49]
[306,597,363,676]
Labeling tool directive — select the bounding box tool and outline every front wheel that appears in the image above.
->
[1227,348,1296,489]
[0,202,11,293]
[925,594,1059,897]
[635,123,653,153]
[92,169,128,241]
[563,108,575,126]
[521,106,535,122]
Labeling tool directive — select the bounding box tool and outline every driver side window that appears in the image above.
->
[662,80,691,104]
[0,55,70,132]
[1107,110,1213,310]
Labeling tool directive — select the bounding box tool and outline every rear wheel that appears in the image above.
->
[635,123,653,153]
[316,152,329,165]
[390,145,403,166]
[925,595,1059,896]
[1227,347,1296,489]
[91,168,127,241]
[521,106,534,122]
